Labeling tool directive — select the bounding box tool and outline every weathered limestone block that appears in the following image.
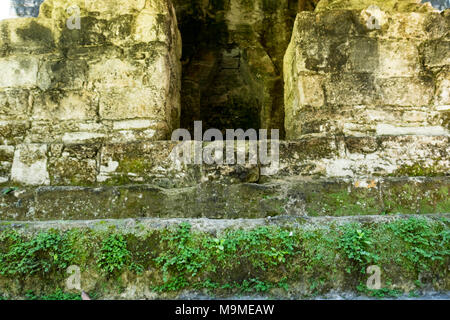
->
[0,18,55,56]
[377,40,421,77]
[0,213,448,299]
[24,120,104,145]
[97,140,261,187]
[36,58,88,91]
[0,0,181,144]
[259,136,449,178]
[47,143,99,185]
[421,39,450,67]
[284,6,450,139]
[315,0,436,12]
[11,144,49,185]
[0,89,29,120]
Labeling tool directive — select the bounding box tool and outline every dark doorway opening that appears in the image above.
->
[174,0,300,139]
[176,3,261,136]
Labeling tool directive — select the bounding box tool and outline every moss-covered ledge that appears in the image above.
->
[0,215,448,300]
[0,177,448,220]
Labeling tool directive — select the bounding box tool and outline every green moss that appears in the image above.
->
[383,183,450,214]
[306,189,380,216]
[16,21,55,50]
[117,158,153,175]
[338,224,379,273]
[391,161,447,177]
[97,234,131,275]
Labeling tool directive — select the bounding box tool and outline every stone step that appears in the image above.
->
[1,135,448,187]
[0,176,448,220]
[0,214,448,299]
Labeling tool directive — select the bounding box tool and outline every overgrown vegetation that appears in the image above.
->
[0,230,74,276]
[25,289,81,301]
[0,217,448,299]
[338,224,379,273]
[386,218,449,272]
[153,223,299,293]
[96,234,131,275]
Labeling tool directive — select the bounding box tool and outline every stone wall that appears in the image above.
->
[0,0,448,188]
[0,0,181,179]
[284,2,449,139]
[0,0,181,185]
[0,0,449,300]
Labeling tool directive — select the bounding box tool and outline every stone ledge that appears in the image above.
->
[0,135,447,186]
[0,177,448,220]
[2,213,449,233]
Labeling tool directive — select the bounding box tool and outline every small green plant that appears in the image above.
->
[356,283,402,298]
[154,223,205,292]
[387,218,449,272]
[96,234,131,275]
[153,223,299,292]
[25,289,81,300]
[338,223,378,273]
[0,230,74,276]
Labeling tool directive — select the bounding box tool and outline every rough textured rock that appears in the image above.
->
[284,5,449,139]
[0,0,181,147]
[315,0,436,12]
[0,135,446,187]
[0,0,448,301]
[10,0,45,17]
[0,177,448,220]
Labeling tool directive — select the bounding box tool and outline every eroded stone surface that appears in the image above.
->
[0,177,448,220]
[284,8,450,139]
[11,144,49,185]
[0,0,181,144]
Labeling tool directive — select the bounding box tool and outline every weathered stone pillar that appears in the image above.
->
[0,0,181,185]
[284,0,449,139]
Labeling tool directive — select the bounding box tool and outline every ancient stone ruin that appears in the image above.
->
[0,0,448,300]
